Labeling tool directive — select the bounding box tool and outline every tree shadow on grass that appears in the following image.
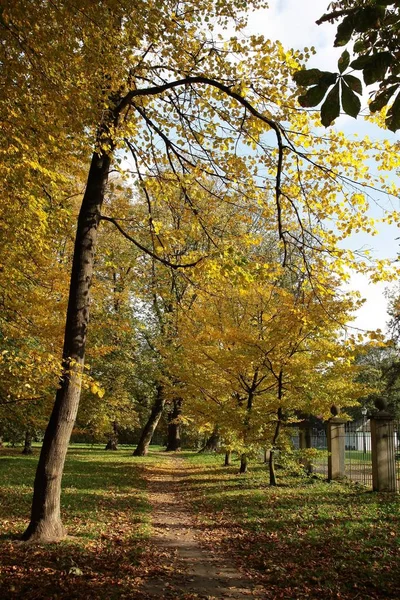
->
[0,535,154,600]
[182,471,400,599]
[0,450,157,600]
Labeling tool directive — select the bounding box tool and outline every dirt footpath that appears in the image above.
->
[139,455,262,600]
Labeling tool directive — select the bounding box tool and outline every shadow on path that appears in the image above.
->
[140,457,260,599]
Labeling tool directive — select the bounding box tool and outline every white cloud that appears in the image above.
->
[243,2,399,332]
[246,0,339,69]
[344,273,391,333]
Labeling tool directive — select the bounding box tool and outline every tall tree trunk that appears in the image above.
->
[22,150,111,542]
[166,398,182,452]
[105,420,119,450]
[224,450,232,466]
[22,430,33,455]
[239,453,248,473]
[133,384,165,456]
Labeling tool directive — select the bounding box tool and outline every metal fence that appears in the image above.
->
[343,421,373,488]
[291,426,328,477]
[393,421,400,491]
[292,420,400,491]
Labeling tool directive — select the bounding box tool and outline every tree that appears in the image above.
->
[3,0,399,542]
[0,175,77,450]
[130,172,264,455]
[75,184,140,449]
[293,1,400,130]
[172,257,366,482]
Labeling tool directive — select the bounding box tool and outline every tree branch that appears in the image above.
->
[99,215,206,270]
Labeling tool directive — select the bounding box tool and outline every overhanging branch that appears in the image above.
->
[100,215,206,270]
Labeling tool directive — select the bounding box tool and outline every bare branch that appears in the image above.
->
[100,215,206,270]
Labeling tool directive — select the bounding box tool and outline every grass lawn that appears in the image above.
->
[1,445,399,599]
[0,444,157,600]
[345,450,372,462]
[179,452,400,599]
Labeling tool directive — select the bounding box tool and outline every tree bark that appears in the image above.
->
[133,384,165,456]
[269,407,283,486]
[224,450,232,466]
[269,448,277,486]
[166,398,182,452]
[22,150,111,542]
[239,453,248,473]
[22,430,33,455]
[105,420,119,451]
[199,427,220,453]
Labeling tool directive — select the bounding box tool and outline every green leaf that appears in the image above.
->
[320,72,338,87]
[370,84,399,112]
[385,92,400,132]
[334,15,355,47]
[341,81,361,118]
[338,50,350,74]
[363,52,394,85]
[350,55,372,70]
[298,84,329,108]
[353,39,368,54]
[293,69,324,86]
[354,6,385,33]
[343,74,363,95]
[321,82,340,126]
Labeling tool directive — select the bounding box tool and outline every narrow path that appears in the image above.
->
[140,454,259,599]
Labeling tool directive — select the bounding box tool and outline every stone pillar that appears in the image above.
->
[327,418,346,481]
[370,411,397,492]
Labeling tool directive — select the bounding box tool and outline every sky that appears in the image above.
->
[243,0,400,332]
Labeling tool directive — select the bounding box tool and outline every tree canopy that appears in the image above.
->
[1,0,399,542]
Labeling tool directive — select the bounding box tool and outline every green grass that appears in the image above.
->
[345,449,372,462]
[2,446,400,599]
[0,444,159,600]
[180,451,400,599]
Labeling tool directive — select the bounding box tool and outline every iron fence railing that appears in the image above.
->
[292,420,400,491]
[394,421,400,491]
[344,422,373,488]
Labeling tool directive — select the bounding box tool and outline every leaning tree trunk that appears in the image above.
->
[224,450,232,466]
[22,430,33,455]
[269,407,283,487]
[199,427,220,453]
[133,384,165,456]
[22,150,111,542]
[239,453,248,473]
[166,398,182,452]
[105,420,119,451]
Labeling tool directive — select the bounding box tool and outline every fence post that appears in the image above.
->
[370,407,397,493]
[327,417,346,481]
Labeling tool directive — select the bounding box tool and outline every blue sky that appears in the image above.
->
[243,0,400,332]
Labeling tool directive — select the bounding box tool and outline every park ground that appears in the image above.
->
[0,446,399,599]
